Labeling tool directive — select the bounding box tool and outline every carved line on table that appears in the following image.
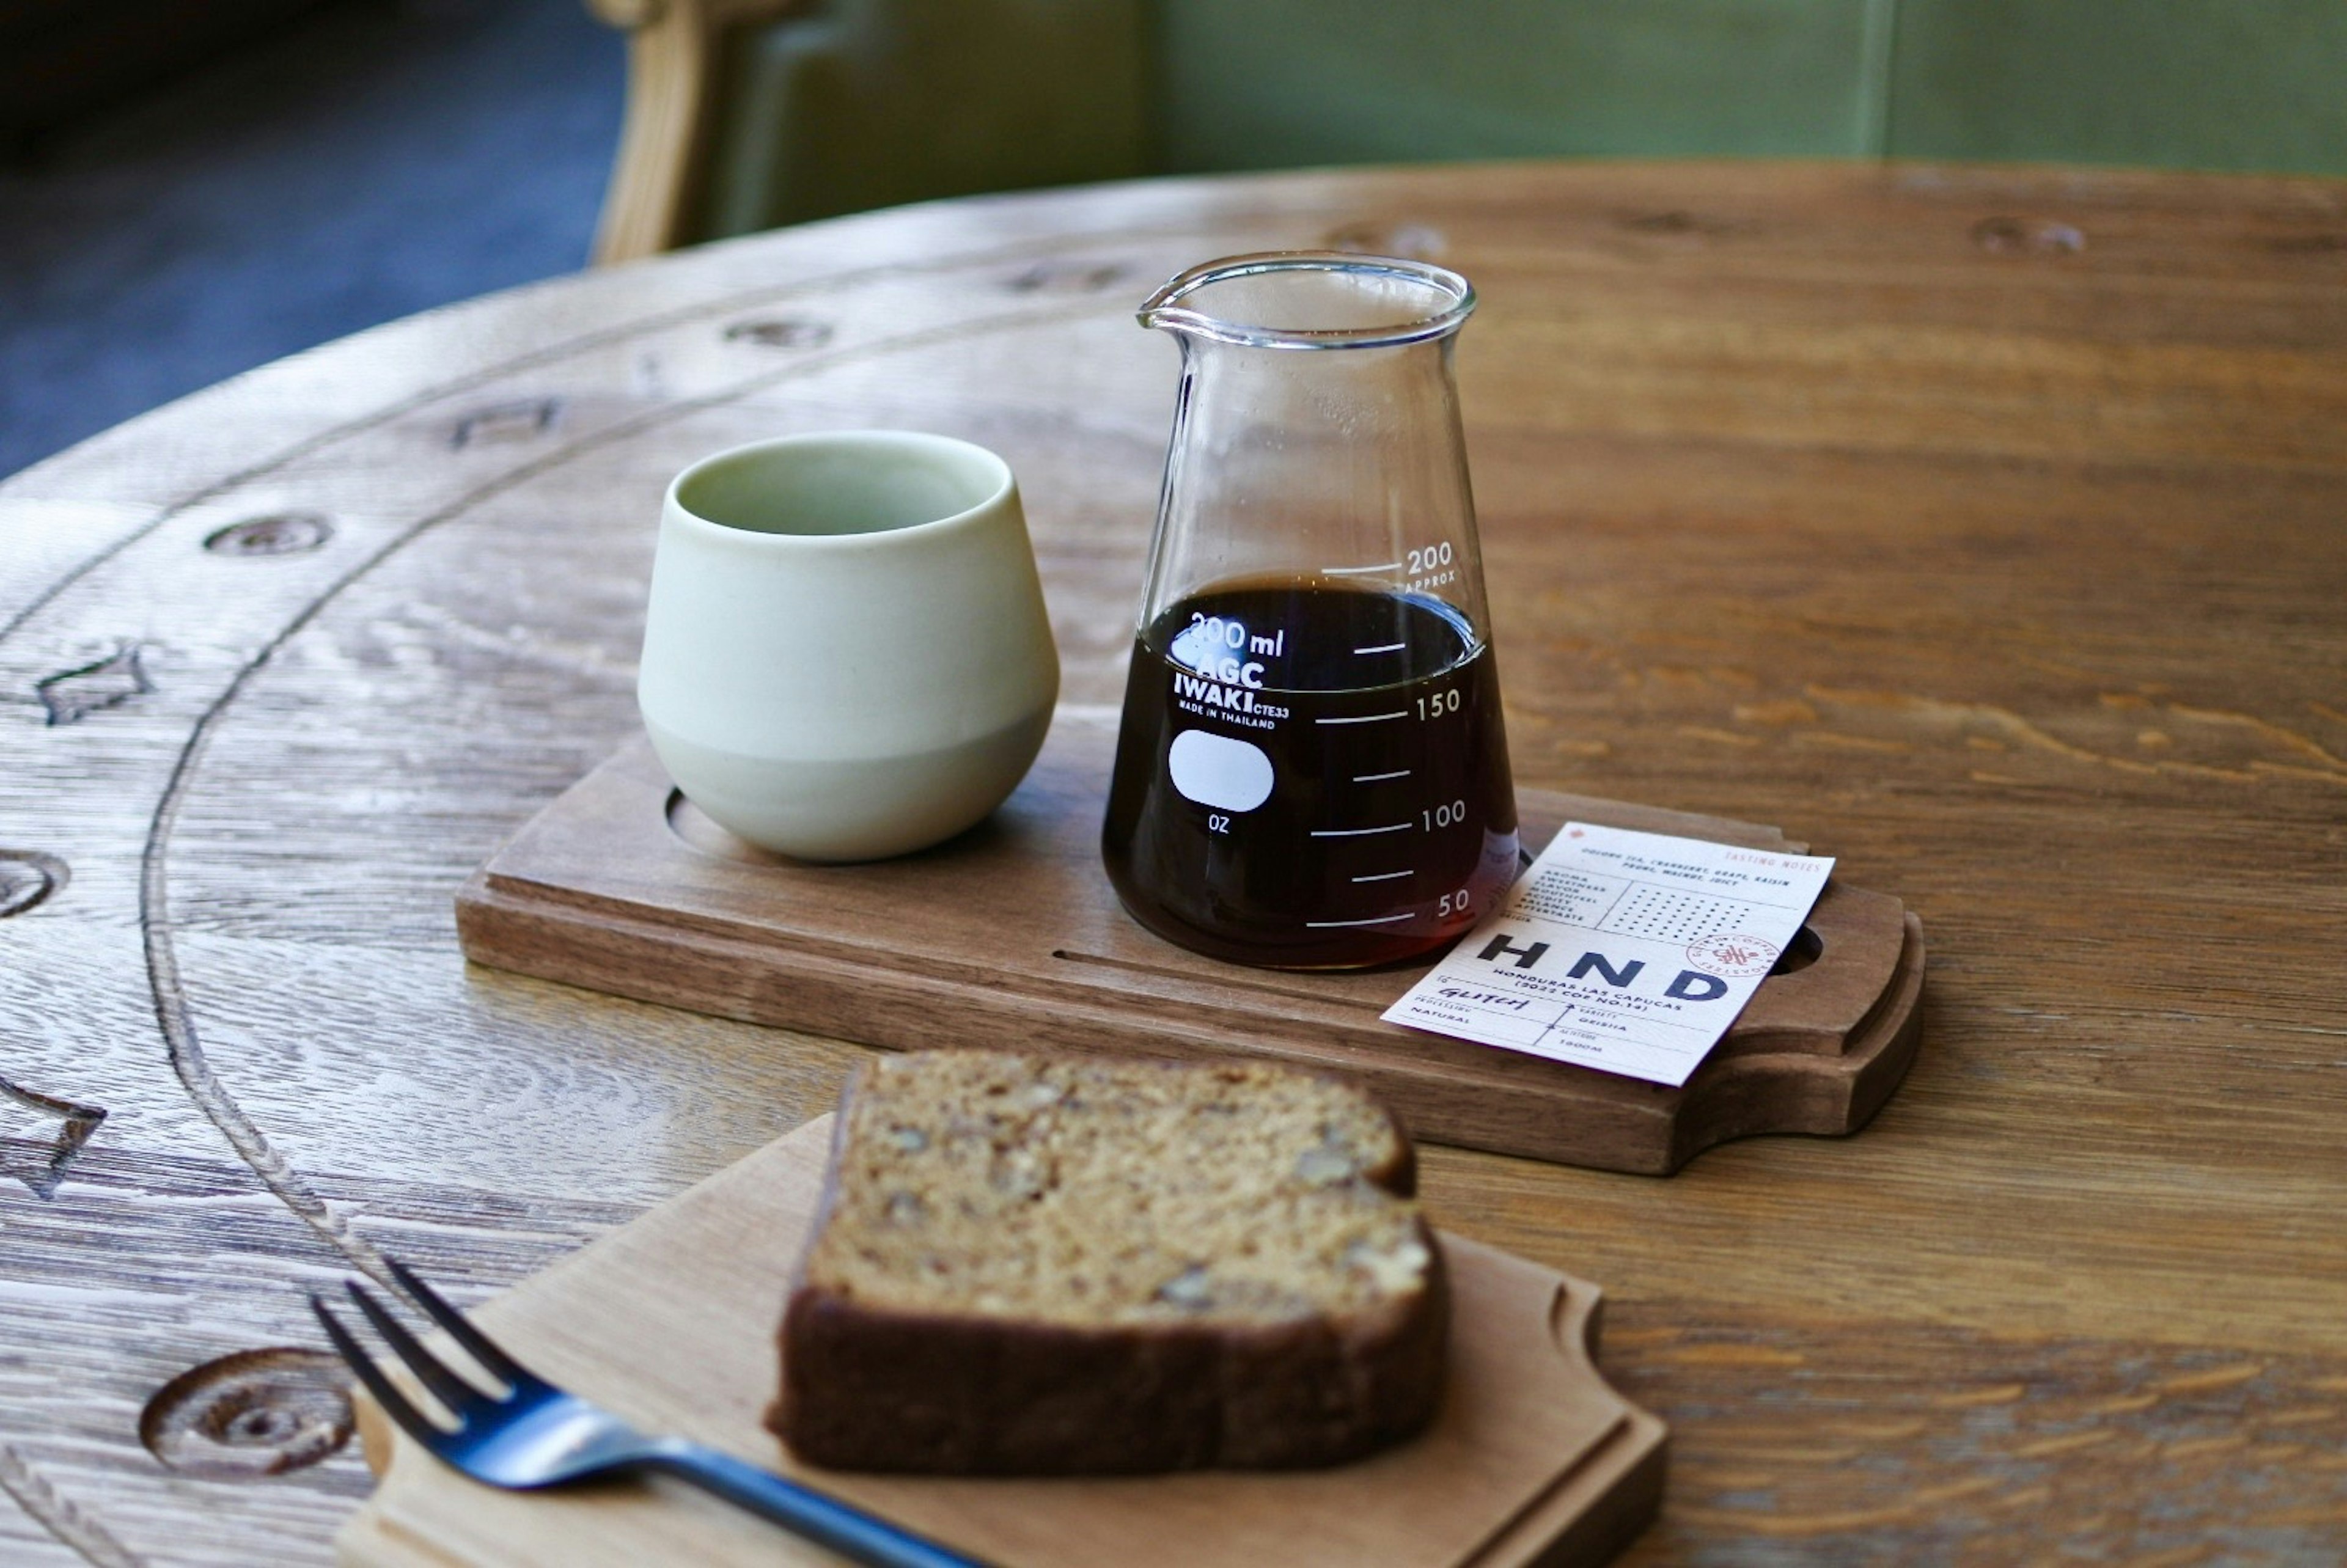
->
[18,169,2347,1558]
[0,203,1290,657]
[0,1072,107,1201]
[0,174,1417,678]
[0,895,127,1568]
[0,207,1428,1553]
[132,299,1131,1289]
[0,1443,142,1568]
[0,165,2208,669]
[142,692,398,1281]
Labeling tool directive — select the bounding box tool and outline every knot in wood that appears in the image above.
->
[203,513,333,557]
[1324,222,1448,261]
[1004,258,1129,295]
[139,1349,354,1479]
[1613,211,1742,243]
[722,317,833,350]
[1972,216,2087,256]
[2262,231,2347,254]
[450,399,561,449]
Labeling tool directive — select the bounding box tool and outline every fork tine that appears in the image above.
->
[345,1281,483,1416]
[310,1294,450,1449]
[384,1255,534,1388]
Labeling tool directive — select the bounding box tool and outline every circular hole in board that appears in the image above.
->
[1770,925,1823,975]
[663,789,798,866]
[659,789,1016,866]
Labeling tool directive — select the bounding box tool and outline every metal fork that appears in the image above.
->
[312,1257,992,1568]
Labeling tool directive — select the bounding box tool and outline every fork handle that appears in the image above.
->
[641,1441,996,1568]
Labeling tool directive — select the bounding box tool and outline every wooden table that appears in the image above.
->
[2,161,2343,1565]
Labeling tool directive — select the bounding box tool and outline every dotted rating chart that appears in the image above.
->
[1519,870,1766,943]
[1600,884,1766,944]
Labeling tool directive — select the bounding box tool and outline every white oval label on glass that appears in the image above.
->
[1167,729,1275,812]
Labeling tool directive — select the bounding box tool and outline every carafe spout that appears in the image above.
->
[1135,251,1475,350]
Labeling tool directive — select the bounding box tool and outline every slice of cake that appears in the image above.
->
[770,1050,1448,1474]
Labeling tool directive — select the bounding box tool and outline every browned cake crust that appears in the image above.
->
[769,1052,1448,1475]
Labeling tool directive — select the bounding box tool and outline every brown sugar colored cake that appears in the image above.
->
[771,1051,1448,1475]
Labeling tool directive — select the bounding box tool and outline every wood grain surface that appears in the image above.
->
[454,721,1924,1174]
[337,1113,1666,1568]
[1,161,2342,1564]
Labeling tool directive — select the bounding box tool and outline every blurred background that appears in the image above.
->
[4,0,2342,481]
[0,0,622,478]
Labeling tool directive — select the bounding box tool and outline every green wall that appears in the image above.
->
[1155,0,1896,167]
[696,0,2347,241]
[1153,0,2347,176]
[1886,0,2347,174]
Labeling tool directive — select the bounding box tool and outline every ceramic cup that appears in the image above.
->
[637,431,1059,861]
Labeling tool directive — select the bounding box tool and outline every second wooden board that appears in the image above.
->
[458,709,1926,1173]
[338,1113,1669,1567]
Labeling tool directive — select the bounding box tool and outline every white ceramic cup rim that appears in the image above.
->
[662,430,1016,551]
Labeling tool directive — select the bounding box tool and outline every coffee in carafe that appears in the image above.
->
[1103,253,1518,970]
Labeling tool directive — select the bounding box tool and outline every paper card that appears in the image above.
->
[1382,823,1834,1087]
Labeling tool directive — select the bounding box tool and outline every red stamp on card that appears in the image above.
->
[1686,934,1780,978]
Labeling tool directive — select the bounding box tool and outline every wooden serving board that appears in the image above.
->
[458,708,1925,1174]
[337,1114,1669,1568]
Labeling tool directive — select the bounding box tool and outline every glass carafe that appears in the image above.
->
[1103,252,1518,969]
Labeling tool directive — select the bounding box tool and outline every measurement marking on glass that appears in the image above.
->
[1354,642,1406,654]
[1316,711,1407,726]
[1323,562,1402,576]
[1353,870,1413,883]
[1353,769,1411,782]
[1307,913,1414,928]
[1310,824,1413,838]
